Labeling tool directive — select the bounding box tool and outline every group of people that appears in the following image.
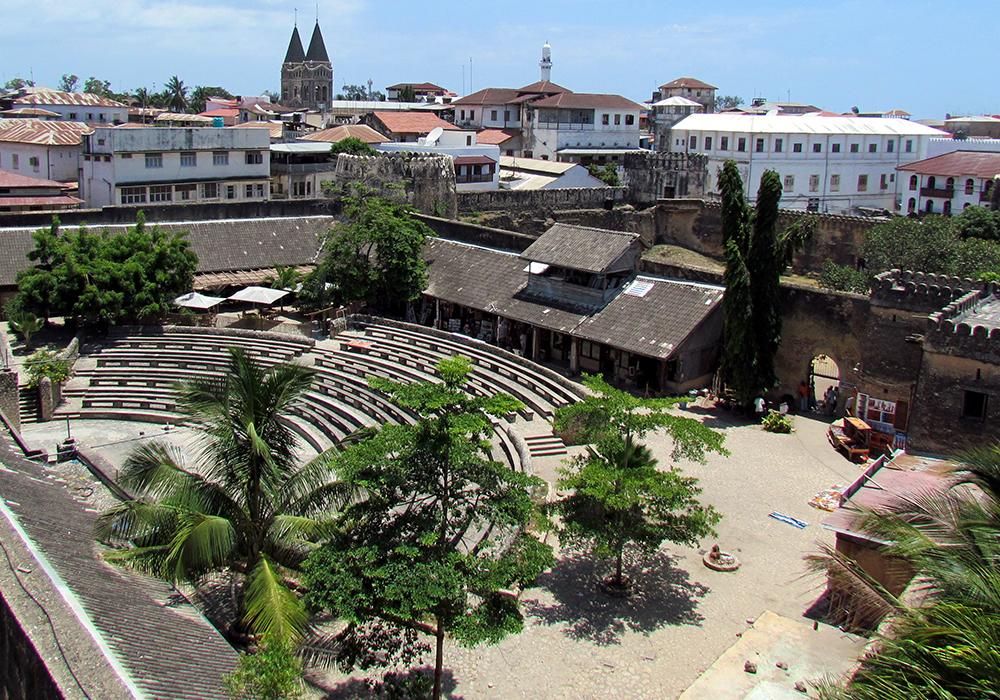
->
[798,380,841,415]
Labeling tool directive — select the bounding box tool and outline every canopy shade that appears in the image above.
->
[173,291,225,309]
[227,286,289,305]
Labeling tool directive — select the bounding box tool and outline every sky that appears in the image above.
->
[2,0,996,120]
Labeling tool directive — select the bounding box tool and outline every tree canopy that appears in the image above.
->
[716,95,744,110]
[587,163,622,187]
[14,213,197,324]
[328,137,377,156]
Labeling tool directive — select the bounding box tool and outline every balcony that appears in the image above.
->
[537,121,595,131]
[920,187,954,199]
[270,162,336,174]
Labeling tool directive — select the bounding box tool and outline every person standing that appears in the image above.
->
[798,381,808,412]
[754,396,766,422]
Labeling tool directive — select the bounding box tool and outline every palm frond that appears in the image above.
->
[804,542,902,631]
[243,556,309,641]
[167,512,238,581]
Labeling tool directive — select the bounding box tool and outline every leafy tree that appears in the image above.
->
[97,349,345,641]
[818,259,871,294]
[550,375,725,588]
[188,86,234,114]
[328,137,377,156]
[718,160,809,403]
[262,264,303,291]
[224,634,304,700]
[397,85,416,102]
[261,90,281,105]
[338,84,369,101]
[304,356,553,700]
[3,78,34,91]
[165,75,188,112]
[58,74,79,92]
[954,204,1000,241]
[83,77,113,98]
[587,163,622,187]
[864,215,958,275]
[716,94,744,110]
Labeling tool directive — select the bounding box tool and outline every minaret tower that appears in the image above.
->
[539,42,552,82]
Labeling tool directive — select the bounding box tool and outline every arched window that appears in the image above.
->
[966,179,975,195]
[926,199,934,213]
[909,175,918,190]
[944,200,952,216]
[928,175,937,189]
[946,177,955,190]
[964,202,971,209]
[908,197,916,213]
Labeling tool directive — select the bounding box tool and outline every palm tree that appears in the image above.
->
[165,75,188,112]
[96,348,346,641]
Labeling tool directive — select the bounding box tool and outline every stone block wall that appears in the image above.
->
[623,151,708,205]
[0,591,64,700]
[456,187,626,216]
[0,369,18,434]
[332,153,457,218]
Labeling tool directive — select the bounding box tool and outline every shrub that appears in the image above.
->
[24,349,72,388]
[818,259,871,294]
[761,410,792,433]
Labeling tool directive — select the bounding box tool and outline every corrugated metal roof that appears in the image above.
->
[897,150,1000,178]
[0,170,69,188]
[674,113,950,136]
[521,223,642,274]
[13,89,126,108]
[0,118,91,145]
[372,111,459,134]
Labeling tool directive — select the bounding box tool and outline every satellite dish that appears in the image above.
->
[425,126,444,145]
[766,109,779,116]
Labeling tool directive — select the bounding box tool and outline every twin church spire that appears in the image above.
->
[280,19,332,109]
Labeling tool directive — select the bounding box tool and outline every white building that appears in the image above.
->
[649,96,704,151]
[0,120,90,182]
[379,129,501,191]
[671,113,948,213]
[79,127,271,208]
[9,88,127,124]
[498,156,606,189]
[897,151,1000,215]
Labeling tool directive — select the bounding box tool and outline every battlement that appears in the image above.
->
[870,269,984,312]
[925,285,1000,361]
[623,151,707,172]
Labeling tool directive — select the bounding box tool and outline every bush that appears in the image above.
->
[761,410,792,433]
[24,349,72,388]
[818,259,870,294]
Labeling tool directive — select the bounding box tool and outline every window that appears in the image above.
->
[226,185,236,199]
[245,151,262,165]
[256,183,265,198]
[880,173,888,190]
[869,143,878,153]
[97,138,105,146]
[774,138,783,153]
[213,151,229,166]
[120,153,132,159]
[737,137,746,152]
[245,184,254,198]
[603,114,611,127]
[180,152,196,167]
[946,177,955,190]
[459,110,465,121]
[850,143,860,153]
[908,197,916,213]
[966,179,976,195]
[756,138,765,152]
[704,136,712,150]
[928,176,937,189]
[11,154,17,169]
[720,136,729,150]
[926,199,934,213]
[784,175,795,191]
[176,184,195,200]
[813,143,822,153]
[625,114,634,125]
[963,391,988,421]
[491,110,498,121]
[201,182,219,198]
[120,186,145,204]
[830,174,841,191]
[466,135,472,146]
[887,140,895,153]
[905,139,913,153]
[858,174,868,191]
[809,174,820,192]
[614,114,621,125]
[504,110,511,121]
[910,175,918,190]
[68,112,77,120]
[793,143,803,153]
[689,136,697,149]
[145,153,163,168]
[148,185,172,202]
[832,143,841,153]
[29,156,39,172]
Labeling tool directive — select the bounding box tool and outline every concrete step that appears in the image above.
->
[524,434,567,457]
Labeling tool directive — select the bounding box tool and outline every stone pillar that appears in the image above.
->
[39,377,54,422]
[531,327,541,362]
[569,337,580,375]
[0,370,19,434]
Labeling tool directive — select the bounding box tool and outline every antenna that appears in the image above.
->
[316,3,319,21]
[294,8,297,26]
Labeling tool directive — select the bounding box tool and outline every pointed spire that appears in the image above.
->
[284,25,306,64]
[305,21,329,63]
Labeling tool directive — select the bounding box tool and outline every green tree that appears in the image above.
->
[165,75,188,112]
[339,84,369,101]
[58,74,79,92]
[397,85,416,102]
[328,137,377,156]
[587,163,622,187]
[954,204,1000,241]
[262,264,303,291]
[96,349,344,641]
[188,86,234,114]
[817,259,871,295]
[261,90,280,105]
[718,161,810,403]
[3,78,34,91]
[863,215,958,275]
[83,77,113,98]
[224,634,304,700]
[304,356,553,700]
[716,95,745,110]
[550,374,725,588]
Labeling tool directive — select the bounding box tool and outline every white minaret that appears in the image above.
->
[539,42,552,82]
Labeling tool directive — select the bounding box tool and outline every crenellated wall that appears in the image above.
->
[456,187,627,217]
[623,151,708,205]
[332,153,458,218]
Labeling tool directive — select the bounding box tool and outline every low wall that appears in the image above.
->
[413,214,537,252]
[111,324,316,348]
[457,187,626,215]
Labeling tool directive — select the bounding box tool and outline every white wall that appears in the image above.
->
[14,101,127,124]
[0,142,80,181]
[927,137,1000,158]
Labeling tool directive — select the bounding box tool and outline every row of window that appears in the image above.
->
[600,113,636,126]
[909,175,991,196]
[2,154,41,172]
[687,135,914,155]
[777,172,890,193]
[65,112,120,122]
[119,182,267,204]
[138,151,264,168]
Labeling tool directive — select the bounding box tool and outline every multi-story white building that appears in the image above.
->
[671,113,948,213]
[0,119,91,182]
[7,88,127,124]
[79,127,271,208]
[379,129,501,191]
[897,151,1000,215]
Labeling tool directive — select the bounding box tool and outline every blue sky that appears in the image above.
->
[2,0,995,119]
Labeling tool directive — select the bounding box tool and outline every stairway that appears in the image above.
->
[18,385,39,425]
[524,434,568,458]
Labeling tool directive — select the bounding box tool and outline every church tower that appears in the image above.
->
[281,21,333,110]
[539,42,552,82]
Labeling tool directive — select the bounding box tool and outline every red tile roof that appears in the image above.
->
[199,108,239,118]
[897,150,1000,179]
[475,128,518,145]
[531,92,643,110]
[453,88,521,106]
[516,81,571,95]
[659,77,717,90]
[14,89,126,108]
[300,124,388,143]
[372,111,458,134]
[0,170,68,188]
[0,119,92,145]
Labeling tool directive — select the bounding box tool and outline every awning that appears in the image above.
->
[227,286,289,305]
[173,291,225,309]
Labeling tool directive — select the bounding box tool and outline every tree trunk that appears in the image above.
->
[433,620,445,700]
[615,548,624,587]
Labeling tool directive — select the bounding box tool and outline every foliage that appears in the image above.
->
[224,635,304,700]
[83,77,113,98]
[14,213,197,323]
[96,349,346,641]
[818,259,871,294]
[261,90,281,105]
[328,137,377,156]
[587,163,622,187]
[397,85,416,103]
[299,187,433,311]
[3,78,34,91]
[303,356,552,700]
[165,75,188,112]
[262,265,303,292]
[189,86,234,114]
[760,409,792,433]
[5,298,42,348]
[716,95,745,110]
[718,160,810,403]
[337,83,384,101]
[24,349,72,388]
[954,204,1000,241]
[807,444,1000,698]
[550,375,724,586]
[58,74,79,92]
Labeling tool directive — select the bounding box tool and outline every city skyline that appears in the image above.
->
[2,0,996,119]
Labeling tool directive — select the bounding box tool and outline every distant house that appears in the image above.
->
[379,128,499,191]
[897,150,1000,215]
[154,112,215,128]
[79,126,271,208]
[0,170,82,212]
[364,111,459,143]
[648,96,704,152]
[653,78,717,114]
[0,107,62,121]
[386,83,453,103]
[4,87,127,124]
[498,155,606,189]
[0,119,91,182]
[300,124,389,144]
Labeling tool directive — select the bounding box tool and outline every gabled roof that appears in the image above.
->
[897,150,1000,179]
[13,89,126,108]
[517,81,571,95]
[300,124,388,143]
[0,107,62,117]
[228,121,283,139]
[659,77,718,90]
[650,96,703,107]
[0,118,91,145]
[371,111,458,135]
[499,155,576,175]
[305,21,329,62]
[531,92,643,110]
[452,88,522,106]
[475,128,519,145]
[0,170,67,189]
[283,25,306,63]
[521,223,643,274]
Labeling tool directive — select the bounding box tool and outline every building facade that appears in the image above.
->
[280,22,333,111]
[0,119,89,182]
[5,88,127,124]
[672,113,948,213]
[78,127,271,208]
[896,150,1000,215]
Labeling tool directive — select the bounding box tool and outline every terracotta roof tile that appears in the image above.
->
[475,128,518,145]
[300,124,388,143]
[659,77,717,91]
[453,155,496,166]
[0,170,69,188]
[372,111,458,134]
[531,92,643,110]
[0,195,82,206]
